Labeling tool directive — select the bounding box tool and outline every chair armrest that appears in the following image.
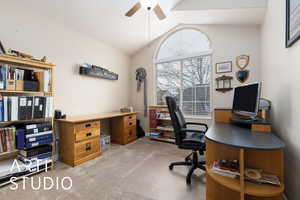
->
[184,122,208,132]
[180,128,206,135]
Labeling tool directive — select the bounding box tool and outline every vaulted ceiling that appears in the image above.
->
[13,0,267,55]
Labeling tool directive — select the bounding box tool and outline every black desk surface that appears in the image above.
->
[205,123,285,150]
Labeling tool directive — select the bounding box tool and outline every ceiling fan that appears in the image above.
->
[125,0,167,20]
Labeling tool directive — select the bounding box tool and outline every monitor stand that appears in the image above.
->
[230,116,262,125]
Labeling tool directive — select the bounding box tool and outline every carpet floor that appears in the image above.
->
[0,138,206,200]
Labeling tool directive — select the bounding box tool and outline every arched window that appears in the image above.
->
[155,28,212,117]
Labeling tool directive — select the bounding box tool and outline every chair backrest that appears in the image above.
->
[165,96,187,145]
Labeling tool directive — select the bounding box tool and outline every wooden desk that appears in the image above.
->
[205,122,285,200]
[56,112,138,167]
[214,108,272,132]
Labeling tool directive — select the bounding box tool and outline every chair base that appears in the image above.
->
[169,150,206,185]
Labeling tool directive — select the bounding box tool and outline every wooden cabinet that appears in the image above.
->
[111,114,137,145]
[58,120,101,167]
[57,112,138,167]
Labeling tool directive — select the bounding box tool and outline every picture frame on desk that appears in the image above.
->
[286,0,300,47]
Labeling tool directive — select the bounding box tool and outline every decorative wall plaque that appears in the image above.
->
[236,55,250,83]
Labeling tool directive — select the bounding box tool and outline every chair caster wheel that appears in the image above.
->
[186,178,191,185]
[169,165,174,170]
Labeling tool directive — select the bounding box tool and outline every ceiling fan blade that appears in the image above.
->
[153,4,166,20]
[125,2,142,17]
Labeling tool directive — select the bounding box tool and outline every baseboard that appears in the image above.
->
[283,194,288,200]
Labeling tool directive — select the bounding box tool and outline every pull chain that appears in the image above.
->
[147,7,151,47]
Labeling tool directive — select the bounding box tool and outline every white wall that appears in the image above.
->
[0,2,131,117]
[131,24,261,129]
[261,1,300,199]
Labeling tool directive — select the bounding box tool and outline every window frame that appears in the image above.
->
[155,51,213,119]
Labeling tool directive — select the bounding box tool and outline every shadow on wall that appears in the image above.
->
[272,84,300,198]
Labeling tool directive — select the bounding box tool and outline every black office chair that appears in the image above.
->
[166,96,207,184]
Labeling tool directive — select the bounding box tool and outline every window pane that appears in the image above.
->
[182,56,211,116]
[156,61,181,105]
[157,29,211,60]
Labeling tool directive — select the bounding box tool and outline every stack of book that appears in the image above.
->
[0,127,16,153]
[156,125,174,132]
[16,122,53,149]
[149,132,161,138]
[18,145,52,165]
[211,160,240,178]
[0,96,53,122]
[0,64,51,92]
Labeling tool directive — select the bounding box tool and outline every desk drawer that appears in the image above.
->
[75,121,100,132]
[125,126,137,143]
[75,138,100,161]
[75,128,100,142]
[124,115,136,128]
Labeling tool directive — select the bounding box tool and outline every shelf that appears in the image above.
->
[0,167,52,187]
[0,150,19,157]
[0,90,52,96]
[0,117,52,126]
[0,54,54,70]
[156,118,171,121]
[207,168,241,193]
[149,105,168,109]
[149,128,174,133]
[149,136,175,144]
[244,181,284,197]
[216,88,233,93]
[207,168,284,198]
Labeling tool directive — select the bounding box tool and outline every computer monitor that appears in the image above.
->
[232,82,261,118]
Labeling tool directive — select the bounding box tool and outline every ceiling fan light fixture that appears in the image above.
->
[140,0,158,9]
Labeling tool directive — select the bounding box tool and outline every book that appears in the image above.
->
[0,96,4,121]
[16,129,25,150]
[1,129,7,152]
[27,134,53,143]
[0,127,16,152]
[25,122,52,134]
[18,152,52,162]
[26,130,53,139]
[10,96,19,121]
[18,96,27,120]
[0,131,2,153]
[26,137,53,148]
[0,66,7,90]
[26,121,52,130]
[3,96,8,122]
[19,145,52,157]
[0,96,53,122]
[43,71,50,92]
[149,132,161,137]
[34,71,44,92]
[211,161,240,179]
[25,96,33,120]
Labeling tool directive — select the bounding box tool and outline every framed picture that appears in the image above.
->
[216,61,232,74]
[0,41,5,54]
[286,0,300,47]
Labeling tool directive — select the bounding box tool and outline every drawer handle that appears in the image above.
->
[129,122,132,126]
[129,131,132,136]
[86,132,92,137]
[129,116,132,119]
[86,143,91,151]
[85,124,91,128]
